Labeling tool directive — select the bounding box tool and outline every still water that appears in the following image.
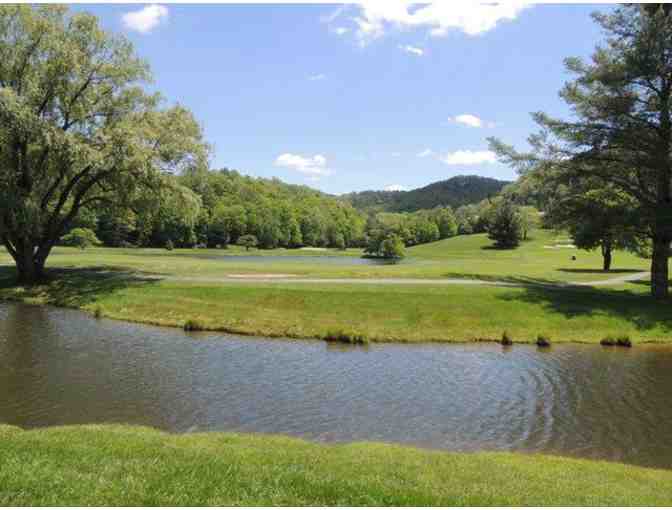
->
[180,254,399,265]
[1,302,671,468]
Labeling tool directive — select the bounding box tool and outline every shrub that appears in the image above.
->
[616,335,632,348]
[501,331,513,346]
[536,334,551,348]
[61,228,101,250]
[183,319,205,332]
[323,330,368,345]
[237,234,258,251]
[165,240,174,251]
[600,336,616,346]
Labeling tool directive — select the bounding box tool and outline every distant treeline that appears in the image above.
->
[68,169,520,250]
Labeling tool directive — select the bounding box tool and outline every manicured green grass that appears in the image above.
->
[1,271,670,343]
[0,229,664,343]
[0,229,651,282]
[1,424,671,506]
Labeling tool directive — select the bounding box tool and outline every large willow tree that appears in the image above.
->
[0,6,207,282]
[491,5,672,299]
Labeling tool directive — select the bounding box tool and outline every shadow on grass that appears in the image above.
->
[441,272,563,286]
[497,284,672,333]
[0,265,158,308]
[558,268,644,275]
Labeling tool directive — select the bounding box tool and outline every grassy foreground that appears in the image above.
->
[1,424,671,506]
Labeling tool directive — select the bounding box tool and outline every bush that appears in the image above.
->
[536,334,551,348]
[165,240,174,251]
[183,319,205,331]
[600,336,616,346]
[616,335,632,348]
[501,331,513,346]
[323,330,369,345]
[61,228,101,250]
[237,234,258,251]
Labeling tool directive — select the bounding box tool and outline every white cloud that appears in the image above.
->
[447,114,496,128]
[332,27,350,36]
[398,44,424,56]
[417,148,434,158]
[333,1,530,45]
[122,4,168,34]
[308,74,327,81]
[384,184,408,192]
[274,153,332,178]
[440,150,497,166]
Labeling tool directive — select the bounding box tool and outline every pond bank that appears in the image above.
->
[1,271,671,345]
[2,424,672,506]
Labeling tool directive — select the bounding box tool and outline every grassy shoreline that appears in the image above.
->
[1,276,671,345]
[1,230,668,345]
[1,424,671,506]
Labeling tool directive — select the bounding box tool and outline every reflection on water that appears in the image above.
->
[1,302,672,468]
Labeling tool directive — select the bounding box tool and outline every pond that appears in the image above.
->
[1,302,671,469]
[176,254,401,265]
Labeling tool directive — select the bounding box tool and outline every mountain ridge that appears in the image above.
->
[340,175,511,213]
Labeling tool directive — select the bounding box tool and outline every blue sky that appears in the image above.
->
[78,3,606,194]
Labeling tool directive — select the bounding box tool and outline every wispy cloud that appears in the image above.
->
[440,150,497,166]
[308,73,327,81]
[384,184,408,192]
[332,27,350,36]
[417,148,434,158]
[447,114,496,128]
[398,44,424,56]
[274,153,332,179]
[329,2,531,46]
[122,4,168,34]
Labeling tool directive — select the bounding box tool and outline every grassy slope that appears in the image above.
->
[1,424,671,506]
[0,229,666,343]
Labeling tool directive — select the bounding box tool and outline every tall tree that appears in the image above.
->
[490,5,672,298]
[0,6,207,282]
[546,184,645,271]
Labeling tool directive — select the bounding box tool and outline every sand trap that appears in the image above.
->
[299,247,327,251]
[226,273,298,279]
[543,244,576,249]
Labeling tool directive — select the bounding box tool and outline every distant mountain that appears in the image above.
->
[341,175,510,213]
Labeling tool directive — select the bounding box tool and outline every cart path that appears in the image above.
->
[157,271,650,288]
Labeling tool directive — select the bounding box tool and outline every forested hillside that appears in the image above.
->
[69,170,517,251]
[341,175,509,213]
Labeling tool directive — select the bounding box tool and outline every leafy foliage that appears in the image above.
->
[0,5,207,281]
[485,200,523,249]
[60,228,100,250]
[237,234,258,251]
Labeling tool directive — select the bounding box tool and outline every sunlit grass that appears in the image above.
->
[1,424,671,506]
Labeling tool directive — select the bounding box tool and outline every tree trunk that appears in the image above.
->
[6,238,52,285]
[601,241,612,272]
[651,235,670,299]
